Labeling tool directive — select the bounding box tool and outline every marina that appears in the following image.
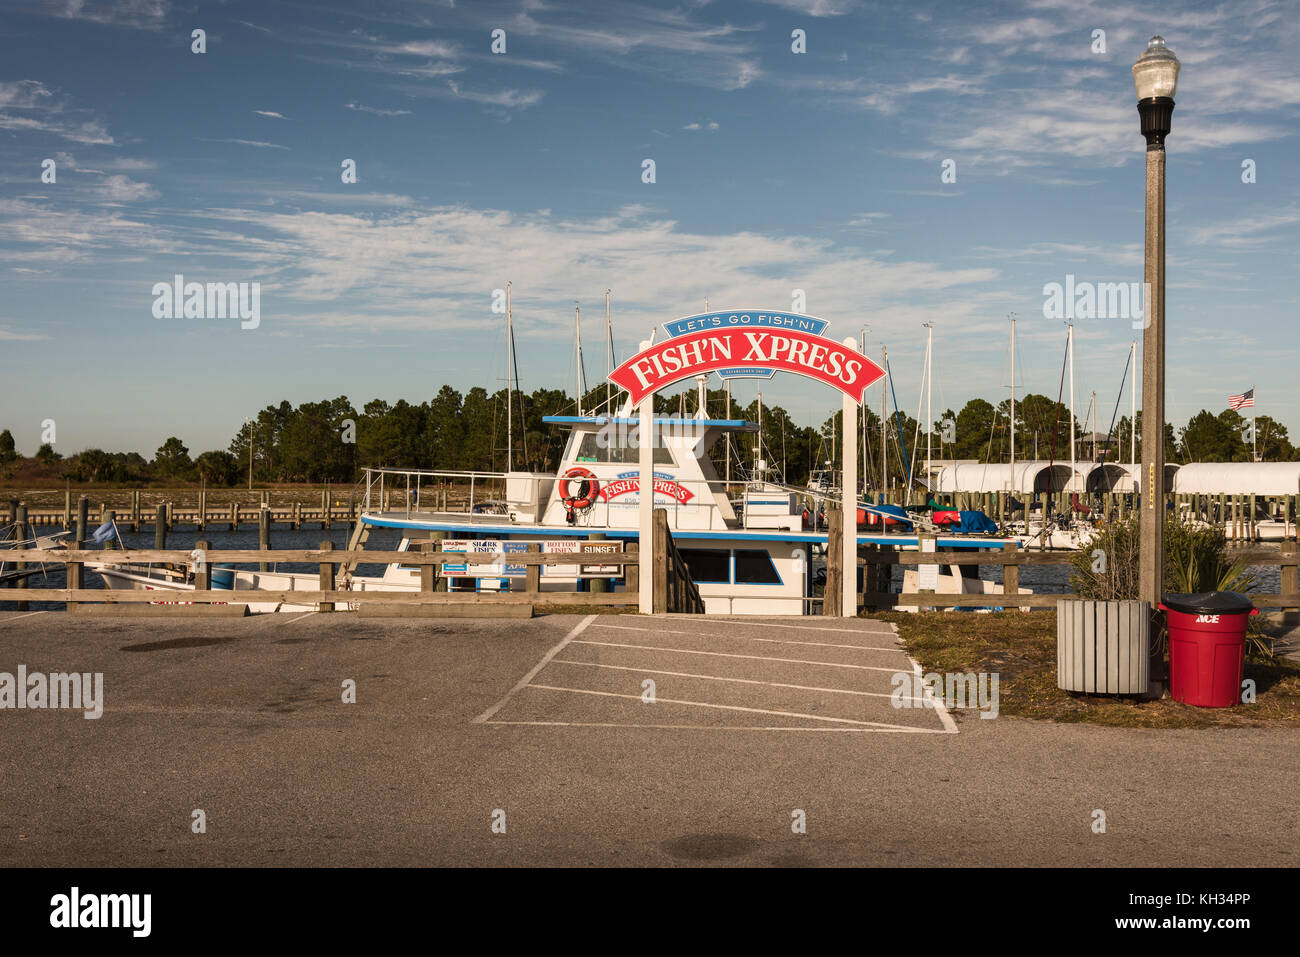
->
[3,0,1299,909]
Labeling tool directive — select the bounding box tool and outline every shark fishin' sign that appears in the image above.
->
[609,312,885,405]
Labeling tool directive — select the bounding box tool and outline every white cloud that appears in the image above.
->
[752,0,860,15]
[681,120,720,132]
[345,102,413,116]
[252,110,286,119]
[445,81,543,109]
[36,0,169,30]
[99,174,158,202]
[197,138,290,150]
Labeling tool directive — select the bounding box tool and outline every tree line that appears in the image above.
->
[0,387,1294,488]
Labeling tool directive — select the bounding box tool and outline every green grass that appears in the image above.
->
[879,610,1300,728]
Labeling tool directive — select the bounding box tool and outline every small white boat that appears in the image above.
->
[87,539,423,613]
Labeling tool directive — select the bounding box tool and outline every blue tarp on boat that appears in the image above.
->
[954,510,999,534]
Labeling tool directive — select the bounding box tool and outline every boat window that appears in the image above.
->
[678,548,730,584]
[733,549,781,584]
[573,431,672,465]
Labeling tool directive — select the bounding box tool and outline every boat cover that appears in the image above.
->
[865,503,913,530]
[954,510,999,534]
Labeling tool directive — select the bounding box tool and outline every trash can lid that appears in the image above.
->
[1160,591,1255,615]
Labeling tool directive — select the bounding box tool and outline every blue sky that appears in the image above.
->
[1,0,1297,457]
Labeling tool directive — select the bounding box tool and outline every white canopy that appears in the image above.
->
[1172,462,1300,496]
[935,461,1183,494]
[934,461,1085,494]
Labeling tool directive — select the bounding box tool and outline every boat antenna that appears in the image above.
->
[605,289,614,415]
[506,281,513,472]
[573,302,588,416]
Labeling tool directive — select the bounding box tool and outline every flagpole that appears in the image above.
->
[1253,383,1257,461]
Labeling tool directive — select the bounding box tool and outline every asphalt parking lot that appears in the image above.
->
[1,609,1296,867]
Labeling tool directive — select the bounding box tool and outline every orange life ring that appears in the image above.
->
[559,467,600,510]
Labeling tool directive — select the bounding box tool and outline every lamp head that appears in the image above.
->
[1134,36,1179,149]
[1132,35,1180,101]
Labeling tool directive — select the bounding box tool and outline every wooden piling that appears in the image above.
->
[1002,542,1019,600]
[588,532,608,595]
[76,496,89,548]
[194,539,211,592]
[259,507,271,572]
[1281,540,1298,626]
[318,540,335,612]
[13,504,28,611]
[824,509,843,617]
[525,543,541,595]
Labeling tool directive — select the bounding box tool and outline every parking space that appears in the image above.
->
[477,615,956,733]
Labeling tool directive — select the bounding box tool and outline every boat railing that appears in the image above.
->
[363,467,514,518]
[360,467,818,530]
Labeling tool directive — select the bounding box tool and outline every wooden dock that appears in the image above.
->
[2,487,478,531]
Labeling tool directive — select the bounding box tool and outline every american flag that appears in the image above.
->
[1228,388,1255,410]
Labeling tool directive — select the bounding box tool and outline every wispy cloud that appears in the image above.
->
[252,110,286,119]
[28,0,170,30]
[345,102,412,116]
[681,120,719,132]
[0,79,114,144]
[197,138,290,150]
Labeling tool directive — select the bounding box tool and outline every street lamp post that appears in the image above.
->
[1133,35,1179,650]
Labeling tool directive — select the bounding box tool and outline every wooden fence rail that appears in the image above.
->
[861,539,1299,611]
[0,546,648,612]
[1,508,708,615]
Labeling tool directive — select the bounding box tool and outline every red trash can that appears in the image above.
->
[1159,592,1257,708]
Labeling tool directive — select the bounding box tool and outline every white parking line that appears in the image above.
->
[527,684,937,731]
[473,614,597,723]
[483,721,942,733]
[893,622,959,734]
[600,619,901,637]
[0,610,49,622]
[572,640,904,673]
[550,658,924,701]
[591,622,903,653]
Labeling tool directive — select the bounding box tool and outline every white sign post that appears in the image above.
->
[841,337,859,618]
[637,340,654,614]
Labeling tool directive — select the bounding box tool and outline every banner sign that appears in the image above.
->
[599,470,696,505]
[609,324,883,406]
[662,311,830,380]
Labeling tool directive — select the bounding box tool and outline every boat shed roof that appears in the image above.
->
[934,461,1085,494]
[1172,462,1300,495]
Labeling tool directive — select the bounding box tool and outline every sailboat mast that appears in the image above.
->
[506,281,513,473]
[725,380,731,485]
[1130,341,1137,465]
[1090,390,1097,461]
[574,304,586,415]
[924,322,933,489]
[860,327,868,489]
[880,346,888,499]
[1009,313,1016,473]
[605,289,613,414]
[1068,320,1075,487]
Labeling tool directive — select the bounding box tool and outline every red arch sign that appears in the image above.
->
[609,327,884,405]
